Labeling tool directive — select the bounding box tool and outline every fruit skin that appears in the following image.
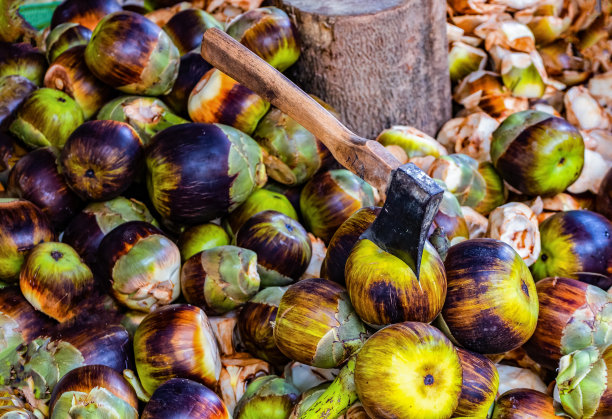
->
[62,196,156,267]
[523,277,611,370]
[345,239,447,327]
[474,161,508,215]
[0,132,28,173]
[60,120,144,201]
[532,210,612,289]
[161,52,213,117]
[354,322,463,419]
[428,154,486,208]
[98,221,181,312]
[188,69,270,135]
[596,167,612,220]
[8,147,84,231]
[0,75,36,131]
[44,46,115,120]
[442,238,539,354]
[237,286,289,366]
[431,187,470,243]
[19,242,94,322]
[50,0,122,31]
[180,245,260,315]
[48,365,138,417]
[274,278,367,369]
[0,42,46,86]
[9,88,84,149]
[0,287,54,346]
[178,223,230,262]
[490,110,585,196]
[454,348,499,417]
[233,375,300,419]
[142,378,231,419]
[300,169,376,244]
[321,206,381,286]
[490,389,557,419]
[163,9,222,55]
[84,11,180,96]
[45,23,92,63]
[236,210,312,287]
[134,304,221,395]
[226,7,300,72]
[146,123,266,224]
[0,198,54,282]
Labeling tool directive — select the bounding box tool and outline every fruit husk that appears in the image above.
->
[0,42,46,86]
[454,348,499,417]
[44,46,115,120]
[234,375,300,419]
[501,52,546,98]
[448,41,488,83]
[178,223,231,262]
[0,76,36,131]
[161,52,213,117]
[0,132,27,172]
[44,23,91,64]
[97,95,188,145]
[50,0,122,31]
[431,187,470,243]
[442,238,539,354]
[274,278,367,369]
[345,239,447,327]
[133,304,221,395]
[180,245,260,315]
[236,210,312,287]
[84,11,180,96]
[428,154,487,208]
[491,389,557,418]
[7,147,84,231]
[0,198,54,282]
[163,8,222,55]
[9,88,84,149]
[217,353,271,414]
[377,125,447,159]
[188,69,270,135]
[473,161,507,215]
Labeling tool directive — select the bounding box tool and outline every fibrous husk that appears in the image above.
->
[461,206,489,238]
[565,86,611,130]
[437,112,499,161]
[218,353,271,414]
[495,364,548,396]
[299,234,327,280]
[582,129,612,162]
[567,149,611,194]
[588,71,612,107]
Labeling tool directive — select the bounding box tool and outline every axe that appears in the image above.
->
[201,28,444,277]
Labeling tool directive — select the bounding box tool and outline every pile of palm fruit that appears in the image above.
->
[0,0,610,418]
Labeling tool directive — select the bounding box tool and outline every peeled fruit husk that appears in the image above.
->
[566,148,610,194]
[442,238,539,354]
[345,239,447,327]
[273,278,367,369]
[462,206,489,238]
[431,186,470,243]
[437,112,499,162]
[376,125,447,159]
[355,322,463,419]
[9,88,84,149]
[428,154,487,208]
[217,353,271,414]
[448,41,488,82]
[501,52,547,98]
[491,388,557,418]
[495,364,548,395]
[133,304,221,396]
[44,23,91,64]
[234,375,300,419]
[564,85,611,131]
[181,245,260,315]
[84,11,180,96]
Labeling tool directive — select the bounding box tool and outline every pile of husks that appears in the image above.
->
[0,0,610,418]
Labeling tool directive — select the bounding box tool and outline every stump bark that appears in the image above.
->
[273,0,451,139]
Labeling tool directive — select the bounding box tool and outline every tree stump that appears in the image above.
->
[273,0,451,139]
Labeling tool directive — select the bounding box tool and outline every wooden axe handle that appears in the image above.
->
[201,28,400,193]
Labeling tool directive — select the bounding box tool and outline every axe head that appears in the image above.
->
[361,163,444,278]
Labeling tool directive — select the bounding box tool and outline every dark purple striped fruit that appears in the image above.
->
[442,239,539,354]
[45,23,92,63]
[60,120,144,201]
[162,52,212,117]
[49,365,138,418]
[20,242,94,322]
[531,210,612,289]
[133,304,221,395]
[300,169,376,244]
[0,132,28,172]
[44,46,115,119]
[0,42,46,86]
[62,196,156,267]
[454,348,499,417]
[142,378,231,419]
[145,123,266,224]
[274,278,367,368]
[236,210,312,287]
[85,11,179,96]
[237,286,289,366]
[0,75,36,131]
[491,389,557,418]
[98,221,180,312]
[51,0,123,31]
[7,147,83,231]
[0,198,54,282]
[163,8,222,55]
[188,69,270,135]
[0,287,54,347]
[143,0,183,9]
[226,7,300,72]
[321,206,381,286]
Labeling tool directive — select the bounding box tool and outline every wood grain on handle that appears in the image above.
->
[201,27,400,192]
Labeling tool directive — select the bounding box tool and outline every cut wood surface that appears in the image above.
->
[274,0,451,138]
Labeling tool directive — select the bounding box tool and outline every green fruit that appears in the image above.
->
[178,223,230,262]
[473,161,508,215]
[234,375,299,419]
[45,23,92,63]
[9,88,84,149]
[491,110,585,196]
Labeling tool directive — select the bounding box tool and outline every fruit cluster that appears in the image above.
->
[0,0,611,418]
